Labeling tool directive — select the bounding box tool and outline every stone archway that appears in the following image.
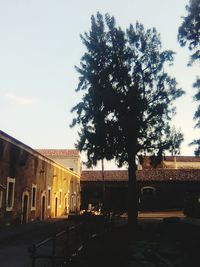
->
[55,197,58,217]
[64,194,68,215]
[41,193,46,221]
[141,186,156,195]
[21,191,29,224]
[70,194,76,213]
[140,186,157,210]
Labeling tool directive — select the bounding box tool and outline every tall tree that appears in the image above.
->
[178,0,200,154]
[178,0,200,65]
[71,13,184,227]
[190,79,200,155]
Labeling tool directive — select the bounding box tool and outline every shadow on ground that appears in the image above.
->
[66,217,200,267]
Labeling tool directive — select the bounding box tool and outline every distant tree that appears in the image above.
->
[141,128,184,168]
[178,0,200,65]
[188,77,200,155]
[190,79,200,155]
[71,13,184,227]
[178,0,200,154]
[168,127,184,156]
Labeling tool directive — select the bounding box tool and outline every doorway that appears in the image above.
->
[21,192,29,224]
[41,194,46,221]
[70,194,76,213]
[64,195,68,215]
[55,197,58,217]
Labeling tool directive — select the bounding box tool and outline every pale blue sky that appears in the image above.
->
[0,0,199,169]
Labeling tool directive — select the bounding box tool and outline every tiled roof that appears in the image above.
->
[163,156,200,162]
[81,169,200,182]
[137,169,200,181]
[37,149,79,157]
[81,170,128,182]
[0,130,79,174]
[143,156,200,163]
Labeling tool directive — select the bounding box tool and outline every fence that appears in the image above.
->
[28,215,113,267]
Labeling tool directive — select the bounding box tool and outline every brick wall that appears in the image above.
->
[0,130,80,225]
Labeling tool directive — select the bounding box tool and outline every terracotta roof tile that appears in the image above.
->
[137,169,200,181]
[143,156,200,162]
[37,149,79,157]
[81,169,200,182]
[164,156,200,162]
[81,170,128,181]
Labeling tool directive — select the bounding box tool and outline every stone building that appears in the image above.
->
[81,167,200,212]
[0,130,80,226]
[140,156,200,170]
[36,149,81,175]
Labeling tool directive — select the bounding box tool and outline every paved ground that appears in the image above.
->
[68,217,200,267]
[0,211,199,267]
[138,210,185,219]
[0,217,71,267]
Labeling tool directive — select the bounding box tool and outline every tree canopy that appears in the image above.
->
[190,79,200,155]
[178,0,200,154]
[71,13,184,225]
[178,0,200,64]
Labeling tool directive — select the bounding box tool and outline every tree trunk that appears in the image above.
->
[101,159,106,212]
[127,153,138,229]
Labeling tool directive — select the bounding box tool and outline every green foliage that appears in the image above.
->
[190,139,200,155]
[168,127,184,156]
[191,79,200,155]
[178,0,200,154]
[139,128,184,168]
[71,13,184,167]
[193,78,200,126]
[178,0,200,64]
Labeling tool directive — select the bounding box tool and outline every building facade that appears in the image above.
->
[37,149,81,175]
[0,130,80,226]
[140,156,200,170]
[81,167,200,212]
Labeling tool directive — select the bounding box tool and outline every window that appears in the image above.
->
[6,177,15,211]
[69,168,73,171]
[47,187,51,209]
[76,181,80,194]
[70,179,74,193]
[141,186,156,196]
[31,184,37,210]
[65,195,67,208]
[59,189,62,207]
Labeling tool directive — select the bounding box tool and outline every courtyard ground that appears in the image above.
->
[67,214,200,267]
[0,217,71,267]
[0,212,200,267]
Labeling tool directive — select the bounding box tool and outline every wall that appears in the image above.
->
[141,156,200,170]
[47,156,81,175]
[81,169,200,212]
[36,149,81,175]
[0,130,80,226]
[81,180,200,212]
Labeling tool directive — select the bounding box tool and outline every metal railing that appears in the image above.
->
[28,216,113,267]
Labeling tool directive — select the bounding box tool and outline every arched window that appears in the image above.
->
[141,186,156,196]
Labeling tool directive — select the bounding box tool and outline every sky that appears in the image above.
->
[0,0,199,169]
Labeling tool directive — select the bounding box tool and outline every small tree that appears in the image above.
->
[168,127,184,156]
[178,0,200,154]
[71,13,184,227]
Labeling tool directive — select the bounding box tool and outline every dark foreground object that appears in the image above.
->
[67,217,200,267]
[67,225,130,267]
